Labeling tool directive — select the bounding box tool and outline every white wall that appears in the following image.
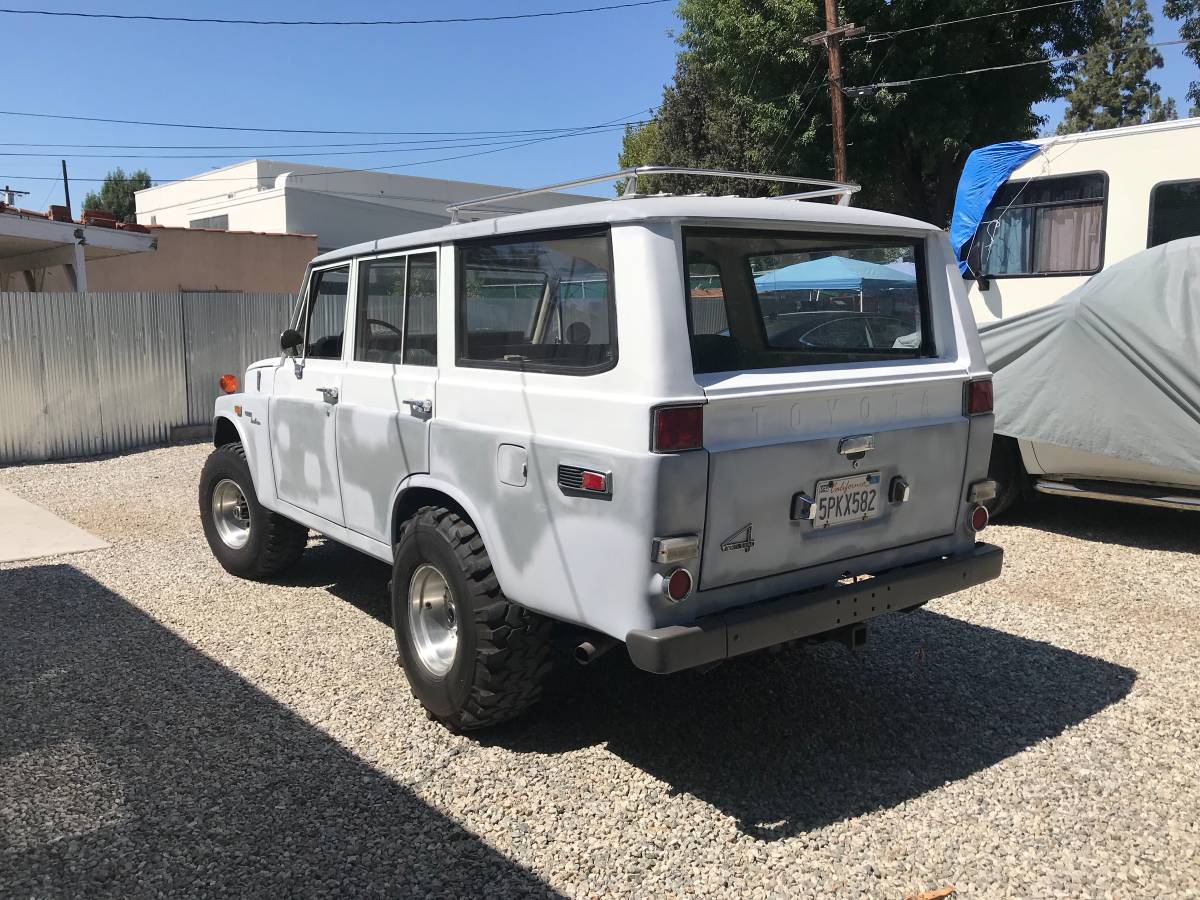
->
[134,159,597,250]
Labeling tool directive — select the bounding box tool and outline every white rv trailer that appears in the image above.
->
[961,117,1200,323]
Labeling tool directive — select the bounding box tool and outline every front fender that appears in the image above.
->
[213,396,276,508]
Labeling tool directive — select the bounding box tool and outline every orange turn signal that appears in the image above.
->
[219,373,239,394]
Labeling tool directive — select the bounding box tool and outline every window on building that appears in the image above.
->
[1148,179,1200,248]
[189,214,229,230]
[458,230,615,372]
[964,173,1106,277]
[304,266,349,360]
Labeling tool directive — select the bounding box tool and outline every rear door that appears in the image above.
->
[683,227,970,590]
[270,263,350,525]
[336,249,440,544]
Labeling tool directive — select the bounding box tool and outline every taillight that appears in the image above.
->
[965,378,993,416]
[651,405,704,453]
[219,373,239,394]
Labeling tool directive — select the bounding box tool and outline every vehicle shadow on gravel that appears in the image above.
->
[279,537,394,624]
[0,563,556,898]
[1002,496,1200,554]
[483,609,1136,842]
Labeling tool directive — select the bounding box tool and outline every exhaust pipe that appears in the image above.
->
[575,636,618,666]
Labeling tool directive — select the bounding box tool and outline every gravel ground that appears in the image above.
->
[1,442,1198,898]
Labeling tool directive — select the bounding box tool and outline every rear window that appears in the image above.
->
[457,229,615,373]
[684,228,930,374]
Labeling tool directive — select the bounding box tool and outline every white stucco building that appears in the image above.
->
[135,160,596,252]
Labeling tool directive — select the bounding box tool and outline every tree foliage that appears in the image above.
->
[620,0,1105,224]
[1058,0,1175,134]
[1164,0,1200,115]
[81,168,151,222]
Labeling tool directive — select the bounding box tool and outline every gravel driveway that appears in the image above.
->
[2,443,1198,898]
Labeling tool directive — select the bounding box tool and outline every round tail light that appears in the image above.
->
[664,568,693,602]
[969,504,989,533]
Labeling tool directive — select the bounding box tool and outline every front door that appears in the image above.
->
[337,250,440,544]
[270,263,350,525]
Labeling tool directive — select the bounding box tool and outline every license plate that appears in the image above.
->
[813,472,882,529]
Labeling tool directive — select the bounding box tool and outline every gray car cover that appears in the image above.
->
[978,237,1200,476]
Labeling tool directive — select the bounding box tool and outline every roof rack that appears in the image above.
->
[446,166,860,223]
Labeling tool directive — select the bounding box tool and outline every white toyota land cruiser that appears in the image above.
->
[199,167,1003,730]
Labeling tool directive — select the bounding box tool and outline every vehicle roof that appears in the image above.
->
[312,195,939,265]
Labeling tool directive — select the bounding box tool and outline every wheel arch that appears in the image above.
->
[213,414,245,448]
[390,476,492,552]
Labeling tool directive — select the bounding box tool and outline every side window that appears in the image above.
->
[458,230,615,372]
[355,257,407,364]
[964,173,1106,277]
[305,266,349,360]
[687,258,730,335]
[404,253,438,366]
[1148,180,1200,248]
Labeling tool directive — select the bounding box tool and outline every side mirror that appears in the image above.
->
[280,328,303,355]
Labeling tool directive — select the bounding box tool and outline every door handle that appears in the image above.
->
[316,387,339,405]
[403,398,432,415]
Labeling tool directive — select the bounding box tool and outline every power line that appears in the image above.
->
[0,124,644,160]
[0,107,655,136]
[0,109,650,185]
[0,1,671,27]
[845,37,1200,92]
[853,0,1085,44]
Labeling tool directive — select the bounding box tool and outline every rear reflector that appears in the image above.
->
[580,471,608,493]
[969,504,989,532]
[663,568,693,602]
[652,405,704,453]
[965,378,993,416]
[557,464,611,497]
[219,373,239,394]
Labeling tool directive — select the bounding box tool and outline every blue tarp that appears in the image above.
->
[949,141,1041,273]
[754,256,916,292]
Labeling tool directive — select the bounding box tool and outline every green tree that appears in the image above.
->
[1164,0,1200,115]
[620,0,1105,224]
[1058,0,1175,134]
[81,167,151,222]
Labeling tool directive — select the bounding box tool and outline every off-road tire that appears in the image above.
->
[392,506,553,731]
[199,442,308,579]
[985,435,1025,518]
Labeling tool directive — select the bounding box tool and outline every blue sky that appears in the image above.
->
[0,1,1195,209]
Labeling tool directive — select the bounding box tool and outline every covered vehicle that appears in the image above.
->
[980,236,1200,513]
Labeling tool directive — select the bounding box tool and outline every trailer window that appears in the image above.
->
[964,173,1106,277]
[457,229,615,373]
[683,229,930,374]
[1148,179,1200,248]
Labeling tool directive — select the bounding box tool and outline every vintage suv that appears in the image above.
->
[199,167,1003,730]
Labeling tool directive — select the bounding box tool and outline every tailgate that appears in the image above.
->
[699,377,968,589]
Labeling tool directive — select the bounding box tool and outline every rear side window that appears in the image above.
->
[684,229,929,375]
[457,229,615,373]
[1148,179,1200,248]
[354,252,438,366]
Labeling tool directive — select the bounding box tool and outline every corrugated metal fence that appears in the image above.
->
[0,291,295,464]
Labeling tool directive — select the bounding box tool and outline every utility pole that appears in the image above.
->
[804,1,864,183]
[61,160,72,217]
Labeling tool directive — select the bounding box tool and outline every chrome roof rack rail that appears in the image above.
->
[446,166,860,223]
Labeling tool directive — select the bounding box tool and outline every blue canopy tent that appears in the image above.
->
[754,256,916,311]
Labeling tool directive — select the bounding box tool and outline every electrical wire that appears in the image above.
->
[0,108,650,185]
[0,107,655,137]
[845,37,1200,92]
[0,124,645,160]
[851,0,1085,44]
[0,1,672,27]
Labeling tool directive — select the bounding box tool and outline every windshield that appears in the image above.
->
[683,228,931,374]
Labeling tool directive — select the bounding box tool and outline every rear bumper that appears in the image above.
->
[625,542,1003,674]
